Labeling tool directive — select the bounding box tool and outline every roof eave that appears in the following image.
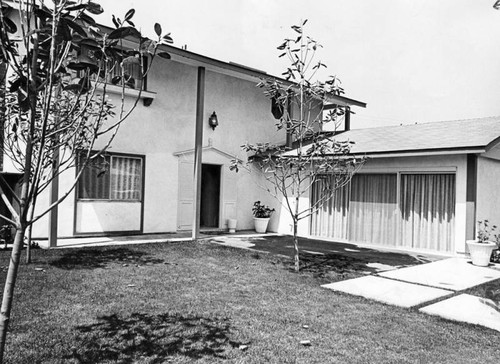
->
[351,147,486,159]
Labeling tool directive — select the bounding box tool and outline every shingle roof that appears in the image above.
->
[307,116,500,156]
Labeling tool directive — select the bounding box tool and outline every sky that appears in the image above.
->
[96,0,500,129]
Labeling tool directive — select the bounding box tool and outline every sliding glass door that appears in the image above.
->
[310,172,456,253]
[400,174,455,252]
[310,176,350,240]
[348,174,398,247]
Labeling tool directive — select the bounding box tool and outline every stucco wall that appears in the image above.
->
[284,154,468,254]
[30,56,286,238]
[476,156,500,237]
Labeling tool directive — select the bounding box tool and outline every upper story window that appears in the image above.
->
[77,153,143,201]
[98,57,144,90]
[71,43,147,91]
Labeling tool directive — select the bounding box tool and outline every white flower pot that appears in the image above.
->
[254,217,270,233]
[227,219,237,233]
[466,240,497,267]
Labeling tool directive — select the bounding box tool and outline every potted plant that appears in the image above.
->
[252,201,275,233]
[466,220,499,266]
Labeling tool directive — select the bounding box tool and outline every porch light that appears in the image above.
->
[208,111,218,130]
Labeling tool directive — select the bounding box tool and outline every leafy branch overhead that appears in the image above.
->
[0,1,174,361]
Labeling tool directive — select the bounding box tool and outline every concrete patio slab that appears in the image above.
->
[211,237,256,249]
[322,275,453,308]
[379,258,500,291]
[420,294,500,332]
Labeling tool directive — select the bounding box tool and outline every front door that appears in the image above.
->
[200,164,221,228]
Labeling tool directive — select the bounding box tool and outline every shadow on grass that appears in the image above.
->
[257,236,436,279]
[50,247,164,270]
[281,250,433,280]
[66,312,242,363]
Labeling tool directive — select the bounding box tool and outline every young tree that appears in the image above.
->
[0,0,172,360]
[234,21,363,272]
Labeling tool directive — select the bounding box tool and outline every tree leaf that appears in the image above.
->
[34,7,52,20]
[79,12,96,25]
[56,19,73,41]
[85,2,104,15]
[277,42,287,50]
[65,3,86,12]
[64,18,87,37]
[111,76,121,85]
[162,33,173,44]
[108,26,140,40]
[112,15,120,28]
[154,23,162,37]
[124,9,135,21]
[3,16,17,33]
[157,52,171,59]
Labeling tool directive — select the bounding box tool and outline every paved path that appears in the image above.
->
[323,258,500,332]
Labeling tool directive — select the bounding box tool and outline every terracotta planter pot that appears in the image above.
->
[466,240,497,267]
[253,217,270,233]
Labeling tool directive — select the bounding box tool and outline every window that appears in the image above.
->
[99,58,144,90]
[72,46,146,90]
[78,154,143,201]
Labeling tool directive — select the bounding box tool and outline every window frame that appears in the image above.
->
[76,152,145,203]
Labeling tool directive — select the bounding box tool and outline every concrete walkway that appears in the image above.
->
[323,258,500,332]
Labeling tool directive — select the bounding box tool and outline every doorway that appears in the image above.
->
[200,164,221,228]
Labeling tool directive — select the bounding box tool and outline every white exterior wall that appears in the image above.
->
[476,155,500,235]
[30,56,285,238]
[285,154,469,254]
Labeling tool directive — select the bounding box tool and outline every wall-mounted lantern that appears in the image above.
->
[208,111,218,130]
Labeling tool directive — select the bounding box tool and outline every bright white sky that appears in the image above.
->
[97,0,500,128]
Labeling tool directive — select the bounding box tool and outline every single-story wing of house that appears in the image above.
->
[287,116,500,256]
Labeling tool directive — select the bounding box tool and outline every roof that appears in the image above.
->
[157,44,366,108]
[286,117,500,157]
[3,1,366,108]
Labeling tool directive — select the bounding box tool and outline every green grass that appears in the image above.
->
[0,241,499,363]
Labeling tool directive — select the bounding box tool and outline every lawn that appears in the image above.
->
[1,240,499,363]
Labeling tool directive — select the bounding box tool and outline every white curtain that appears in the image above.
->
[310,176,350,240]
[110,157,142,200]
[400,174,455,252]
[348,174,398,246]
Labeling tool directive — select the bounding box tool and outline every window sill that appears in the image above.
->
[95,83,157,106]
[77,199,142,203]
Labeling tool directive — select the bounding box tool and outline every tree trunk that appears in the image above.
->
[0,50,37,360]
[293,219,299,272]
[25,225,32,264]
[0,227,26,363]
